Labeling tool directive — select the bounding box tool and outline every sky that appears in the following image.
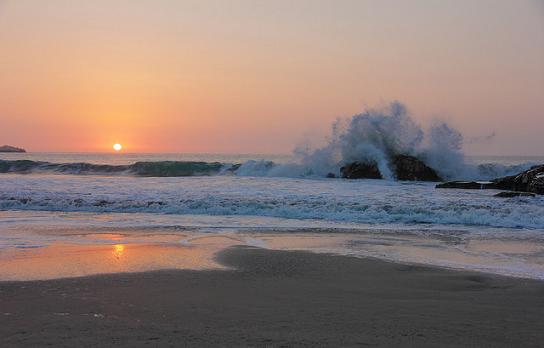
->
[0,0,543,154]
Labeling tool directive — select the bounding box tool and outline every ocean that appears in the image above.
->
[1,152,543,280]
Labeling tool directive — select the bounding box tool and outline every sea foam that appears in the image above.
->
[1,174,542,230]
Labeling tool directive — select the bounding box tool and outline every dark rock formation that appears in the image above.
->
[0,145,26,153]
[436,165,544,195]
[340,162,382,179]
[494,191,535,198]
[392,155,442,182]
[493,165,544,195]
[528,176,544,195]
[436,181,497,190]
[340,155,441,182]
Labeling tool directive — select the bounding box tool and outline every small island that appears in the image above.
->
[0,145,26,153]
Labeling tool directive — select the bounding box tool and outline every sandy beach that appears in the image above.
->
[1,246,543,347]
[2,1,543,346]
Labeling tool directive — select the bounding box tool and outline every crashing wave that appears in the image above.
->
[0,102,539,180]
[235,102,538,180]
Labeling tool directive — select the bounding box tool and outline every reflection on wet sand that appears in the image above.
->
[2,229,544,281]
[0,237,240,281]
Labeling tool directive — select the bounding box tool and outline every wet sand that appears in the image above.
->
[1,246,544,347]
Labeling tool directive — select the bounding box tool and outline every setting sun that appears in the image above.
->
[0,1,543,345]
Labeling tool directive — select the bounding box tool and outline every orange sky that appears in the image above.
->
[0,0,543,154]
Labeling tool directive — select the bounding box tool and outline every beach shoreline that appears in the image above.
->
[1,246,543,347]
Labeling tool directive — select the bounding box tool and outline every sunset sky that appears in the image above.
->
[0,0,543,154]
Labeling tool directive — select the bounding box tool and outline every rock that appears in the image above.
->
[436,165,544,195]
[0,145,26,153]
[493,165,544,195]
[340,155,441,181]
[392,155,442,182]
[528,175,544,195]
[436,181,497,190]
[326,172,336,178]
[494,191,536,198]
[493,175,519,191]
[340,162,382,179]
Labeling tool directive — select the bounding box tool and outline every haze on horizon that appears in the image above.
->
[0,0,542,155]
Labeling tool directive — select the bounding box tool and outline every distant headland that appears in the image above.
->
[0,145,26,153]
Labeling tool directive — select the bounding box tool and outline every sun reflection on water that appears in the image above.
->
[0,236,237,281]
[113,244,125,259]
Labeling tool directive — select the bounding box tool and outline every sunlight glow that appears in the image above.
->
[112,244,125,259]
[113,143,122,152]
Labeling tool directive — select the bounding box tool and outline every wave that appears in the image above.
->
[0,160,228,177]
[1,174,543,230]
[265,101,538,180]
[0,157,537,181]
[234,101,539,180]
[1,101,540,180]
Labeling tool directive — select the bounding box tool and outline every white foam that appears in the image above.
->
[0,174,542,230]
[231,102,537,180]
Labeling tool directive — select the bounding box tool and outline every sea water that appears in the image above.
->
[1,151,543,280]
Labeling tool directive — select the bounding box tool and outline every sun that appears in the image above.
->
[113,143,122,152]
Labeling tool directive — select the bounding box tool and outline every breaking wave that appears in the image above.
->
[0,102,540,180]
[0,160,227,177]
[0,157,533,180]
[253,101,536,180]
[1,174,543,230]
